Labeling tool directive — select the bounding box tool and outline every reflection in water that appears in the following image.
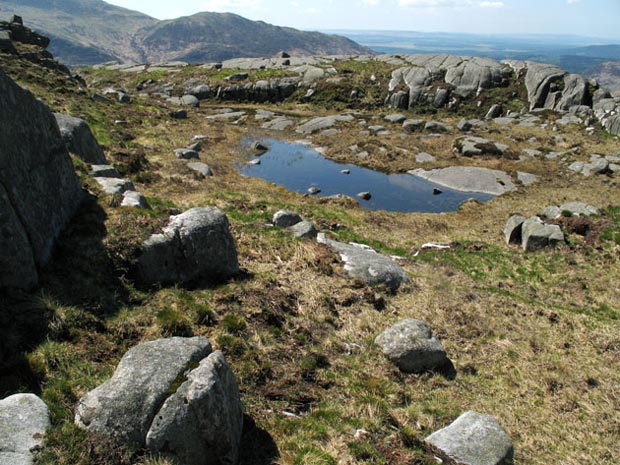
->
[239,138,494,213]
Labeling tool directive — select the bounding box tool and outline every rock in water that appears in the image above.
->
[375,319,449,373]
[75,337,213,446]
[0,70,83,289]
[425,411,514,465]
[317,234,408,291]
[54,113,107,164]
[0,394,50,465]
[145,351,244,465]
[137,208,239,285]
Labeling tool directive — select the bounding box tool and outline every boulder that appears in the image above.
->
[375,319,449,373]
[90,164,120,178]
[186,84,212,100]
[273,210,302,227]
[524,62,566,110]
[75,337,213,446]
[503,215,526,245]
[187,162,213,177]
[317,234,408,291]
[402,119,425,132]
[384,113,407,124]
[95,177,135,195]
[145,351,244,465]
[174,148,200,160]
[288,221,318,239]
[0,394,50,465]
[54,113,106,164]
[485,104,503,119]
[170,109,187,119]
[0,71,83,289]
[137,208,239,285]
[425,411,514,465]
[521,217,564,252]
[121,191,151,209]
[457,137,510,157]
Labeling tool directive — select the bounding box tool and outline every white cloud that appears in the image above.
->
[567,0,581,3]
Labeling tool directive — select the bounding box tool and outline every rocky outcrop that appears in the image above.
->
[425,411,514,465]
[54,113,107,164]
[137,207,239,285]
[0,393,50,465]
[375,319,450,373]
[0,70,83,289]
[317,234,408,291]
[75,338,243,465]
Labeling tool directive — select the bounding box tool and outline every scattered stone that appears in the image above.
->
[425,121,451,132]
[187,142,202,152]
[296,114,355,134]
[170,109,187,119]
[416,152,436,163]
[252,141,269,152]
[317,234,409,291]
[90,165,120,178]
[457,136,510,157]
[357,192,372,200]
[368,125,386,133]
[121,191,151,209]
[457,119,473,132]
[308,186,321,195]
[521,217,565,251]
[54,113,107,164]
[288,221,318,239]
[187,162,213,177]
[273,210,302,228]
[402,119,425,132]
[517,172,537,186]
[225,72,249,82]
[425,411,514,465]
[542,206,562,220]
[485,104,503,119]
[95,177,135,195]
[558,202,598,217]
[0,394,50,465]
[145,351,244,465]
[247,158,261,165]
[137,208,239,285]
[384,113,407,123]
[375,319,449,373]
[255,109,275,120]
[262,116,294,131]
[503,215,526,244]
[492,117,515,125]
[174,148,200,160]
[207,111,246,121]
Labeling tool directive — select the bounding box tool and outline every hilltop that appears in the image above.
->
[1,19,620,465]
[0,0,371,66]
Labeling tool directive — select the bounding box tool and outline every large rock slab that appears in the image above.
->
[75,337,213,446]
[0,394,50,465]
[137,207,239,285]
[375,319,449,373]
[296,114,355,134]
[145,351,244,465]
[408,167,515,196]
[54,113,106,164]
[317,234,408,291]
[425,411,514,465]
[0,70,83,289]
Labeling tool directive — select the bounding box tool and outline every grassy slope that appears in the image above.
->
[1,51,620,465]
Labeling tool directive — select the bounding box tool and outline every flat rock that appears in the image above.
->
[90,164,120,178]
[425,121,451,132]
[384,113,407,123]
[375,319,449,373]
[425,411,514,465]
[95,177,135,195]
[317,234,408,291]
[262,117,294,131]
[457,136,510,157]
[402,119,425,132]
[416,152,436,163]
[559,201,598,217]
[121,191,151,209]
[54,113,107,164]
[273,210,302,227]
[137,208,239,285]
[296,114,355,134]
[207,111,246,121]
[75,337,213,446]
[187,162,213,177]
[288,221,318,239]
[0,394,50,465]
[145,351,244,465]
[408,167,514,196]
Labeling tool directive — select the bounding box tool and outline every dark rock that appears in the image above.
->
[273,210,302,228]
[252,141,269,152]
[174,148,200,160]
[434,88,450,107]
[433,188,443,195]
[357,192,372,200]
[485,104,503,119]
[170,109,188,119]
[186,84,212,100]
[308,186,321,195]
[402,119,425,132]
[225,73,249,82]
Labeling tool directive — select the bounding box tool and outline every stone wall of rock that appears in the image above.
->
[0,70,83,289]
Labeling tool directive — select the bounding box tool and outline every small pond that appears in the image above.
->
[238,138,494,213]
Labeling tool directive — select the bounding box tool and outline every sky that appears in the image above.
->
[104,0,620,39]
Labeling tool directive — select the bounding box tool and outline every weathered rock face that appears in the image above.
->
[317,234,409,291]
[521,217,564,252]
[75,337,213,446]
[137,207,239,285]
[0,394,50,465]
[375,319,449,373]
[54,113,107,164]
[503,215,526,245]
[145,351,244,465]
[425,411,514,465]
[0,70,83,289]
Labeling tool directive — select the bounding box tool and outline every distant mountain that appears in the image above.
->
[562,44,620,60]
[0,0,371,66]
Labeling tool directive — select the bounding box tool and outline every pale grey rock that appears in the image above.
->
[559,202,598,217]
[402,119,425,132]
[556,74,587,111]
[54,113,106,164]
[375,319,449,373]
[425,121,451,132]
[273,210,302,228]
[368,125,386,133]
[207,111,246,121]
[95,177,135,195]
[524,62,566,110]
[121,191,151,209]
[542,206,562,220]
[517,172,537,186]
[384,113,407,123]
[521,217,564,252]
[0,394,50,465]
[416,152,436,163]
[457,137,510,157]
[255,109,275,120]
[307,186,321,195]
[296,114,355,134]
[457,119,473,132]
[187,162,213,177]
[425,411,514,465]
[75,337,213,446]
[317,234,408,291]
[137,208,239,285]
[492,117,515,125]
[556,114,582,126]
[90,165,120,178]
[145,351,243,465]
[485,104,503,119]
[288,221,318,239]
[503,215,526,244]
[174,148,200,160]
[409,167,514,196]
[262,116,294,131]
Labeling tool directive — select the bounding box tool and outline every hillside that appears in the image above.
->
[1,22,620,465]
[0,0,371,66]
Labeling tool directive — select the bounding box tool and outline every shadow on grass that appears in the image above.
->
[239,415,280,465]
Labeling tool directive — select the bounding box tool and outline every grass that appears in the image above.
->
[2,49,620,465]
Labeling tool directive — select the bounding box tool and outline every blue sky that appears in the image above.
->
[105,0,620,39]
